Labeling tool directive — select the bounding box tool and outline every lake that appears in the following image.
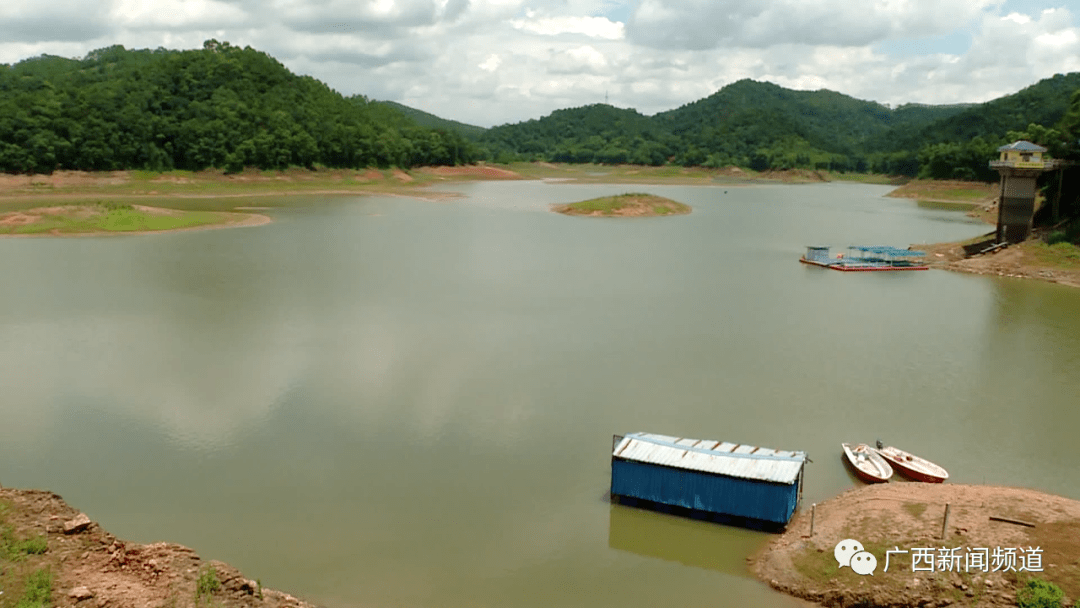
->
[2,179,1079,607]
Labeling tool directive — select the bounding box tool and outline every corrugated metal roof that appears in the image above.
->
[612,432,806,484]
[998,140,1047,152]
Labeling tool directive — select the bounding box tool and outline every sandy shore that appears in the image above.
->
[752,483,1080,608]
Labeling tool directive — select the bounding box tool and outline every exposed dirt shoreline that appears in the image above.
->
[551,193,692,217]
[916,240,1080,288]
[752,483,1080,608]
[0,486,317,608]
[884,179,1080,288]
[0,204,271,238]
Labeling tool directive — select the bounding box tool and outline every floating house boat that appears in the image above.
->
[800,246,929,271]
[610,432,808,527]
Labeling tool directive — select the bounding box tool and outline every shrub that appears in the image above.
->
[1016,577,1064,608]
[1046,230,1068,245]
[195,565,221,605]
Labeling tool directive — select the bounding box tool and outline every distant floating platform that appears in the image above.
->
[800,246,929,272]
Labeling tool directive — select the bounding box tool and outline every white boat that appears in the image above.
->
[842,443,893,483]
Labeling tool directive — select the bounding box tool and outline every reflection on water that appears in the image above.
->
[1,182,1078,608]
[608,503,764,578]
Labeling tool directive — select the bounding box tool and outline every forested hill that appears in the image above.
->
[0,41,482,173]
[481,104,670,165]
[864,71,1080,154]
[377,101,486,139]
[650,79,974,173]
[3,39,1078,179]
[476,74,1080,178]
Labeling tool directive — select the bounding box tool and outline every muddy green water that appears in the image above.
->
[2,181,1079,607]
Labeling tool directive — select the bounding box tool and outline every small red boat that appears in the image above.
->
[873,442,949,483]
[842,443,893,483]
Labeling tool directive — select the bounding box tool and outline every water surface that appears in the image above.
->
[2,180,1078,607]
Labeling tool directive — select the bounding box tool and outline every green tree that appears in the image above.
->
[0,42,479,173]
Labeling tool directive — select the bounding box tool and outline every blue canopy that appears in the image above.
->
[847,246,926,257]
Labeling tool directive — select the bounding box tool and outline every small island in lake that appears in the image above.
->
[0,202,270,237]
[552,193,691,217]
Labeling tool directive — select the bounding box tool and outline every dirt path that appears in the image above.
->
[0,487,317,608]
[752,483,1080,608]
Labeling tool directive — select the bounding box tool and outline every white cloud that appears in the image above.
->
[111,0,249,29]
[510,13,625,39]
[479,53,502,72]
[1004,11,1032,24]
[548,45,611,74]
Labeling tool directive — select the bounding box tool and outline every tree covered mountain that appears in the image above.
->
[474,74,1080,178]
[2,40,1078,181]
[480,104,672,165]
[0,41,482,173]
[376,101,486,139]
[649,79,974,172]
[899,73,1080,148]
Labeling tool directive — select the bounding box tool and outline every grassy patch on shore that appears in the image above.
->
[824,172,910,185]
[12,568,52,608]
[1026,241,1080,269]
[0,202,243,235]
[902,502,928,518]
[1,501,53,608]
[929,188,990,201]
[791,535,981,603]
[0,167,443,202]
[553,193,691,217]
[887,179,997,203]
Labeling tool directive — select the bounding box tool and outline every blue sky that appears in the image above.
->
[1,0,1078,127]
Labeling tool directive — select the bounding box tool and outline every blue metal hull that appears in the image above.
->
[610,458,800,525]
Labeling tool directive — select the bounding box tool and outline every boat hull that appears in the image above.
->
[800,257,929,272]
[849,466,890,484]
[842,443,893,483]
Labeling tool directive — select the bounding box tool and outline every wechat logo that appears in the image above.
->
[835,539,877,576]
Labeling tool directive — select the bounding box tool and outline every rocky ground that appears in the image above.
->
[0,487,318,608]
[752,483,1080,608]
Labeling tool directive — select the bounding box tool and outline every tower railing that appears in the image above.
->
[989,159,1064,170]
